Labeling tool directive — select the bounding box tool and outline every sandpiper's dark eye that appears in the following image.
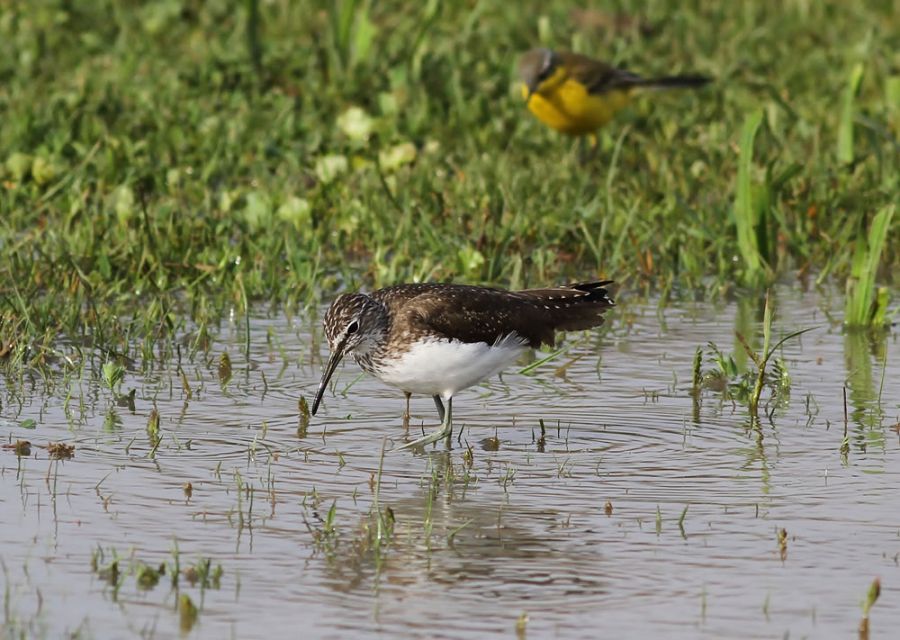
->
[347,321,359,335]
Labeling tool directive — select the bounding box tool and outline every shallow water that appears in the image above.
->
[2,283,899,639]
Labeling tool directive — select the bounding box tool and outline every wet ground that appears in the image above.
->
[2,283,898,639]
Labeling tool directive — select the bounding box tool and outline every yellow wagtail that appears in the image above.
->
[518,48,710,141]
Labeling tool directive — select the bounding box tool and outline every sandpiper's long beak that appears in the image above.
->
[311,345,345,416]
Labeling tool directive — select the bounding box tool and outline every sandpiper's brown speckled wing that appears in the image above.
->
[386,281,614,349]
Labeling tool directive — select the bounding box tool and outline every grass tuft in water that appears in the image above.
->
[745,293,813,418]
[777,527,788,561]
[135,562,164,590]
[844,205,895,328]
[698,293,813,419]
[691,346,703,395]
[218,352,233,385]
[301,446,397,583]
[515,612,529,639]
[858,577,881,640]
[101,362,126,395]
[46,442,75,460]
[179,594,199,633]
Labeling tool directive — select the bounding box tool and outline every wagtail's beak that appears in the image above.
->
[525,86,534,105]
[311,343,345,416]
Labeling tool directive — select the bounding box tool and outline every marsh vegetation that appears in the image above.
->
[1,1,898,638]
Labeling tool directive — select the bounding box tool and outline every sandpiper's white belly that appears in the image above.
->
[375,334,528,398]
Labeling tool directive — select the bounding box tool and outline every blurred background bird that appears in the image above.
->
[518,48,710,160]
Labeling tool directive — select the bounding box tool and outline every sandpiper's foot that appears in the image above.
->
[397,398,453,450]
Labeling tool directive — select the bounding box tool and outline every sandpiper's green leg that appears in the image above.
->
[398,398,453,450]
[402,391,412,429]
[433,395,445,422]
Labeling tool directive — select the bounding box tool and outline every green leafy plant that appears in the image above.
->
[845,205,895,327]
[329,0,377,71]
[837,63,865,165]
[697,293,814,417]
[744,293,814,418]
[858,577,881,639]
[733,111,777,285]
[102,361,126,394]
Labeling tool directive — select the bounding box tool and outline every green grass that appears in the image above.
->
[694,292,812,419]
[837,62,866,166]
[1,0,898,356]
[733,109,768,284]
[844,205,895,327]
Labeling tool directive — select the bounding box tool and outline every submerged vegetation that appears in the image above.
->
[89,545,222,633]
[693,292,814,419]
[0,0,897,361]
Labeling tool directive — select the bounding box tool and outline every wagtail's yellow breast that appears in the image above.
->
[522,78,632,135]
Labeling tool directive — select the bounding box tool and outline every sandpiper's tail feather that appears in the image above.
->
[519,280,615,334]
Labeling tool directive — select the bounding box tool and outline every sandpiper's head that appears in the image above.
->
[518,48,561,100]
[312,293,388,415]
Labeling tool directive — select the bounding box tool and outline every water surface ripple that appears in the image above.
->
[2,284,898,639]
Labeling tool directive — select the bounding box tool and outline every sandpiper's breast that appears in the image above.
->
[372,335,528,398]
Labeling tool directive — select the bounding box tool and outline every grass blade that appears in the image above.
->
[519,346,568,375]
[837,63,865,165]
[734,110,764,283]
[845,205,895,327]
